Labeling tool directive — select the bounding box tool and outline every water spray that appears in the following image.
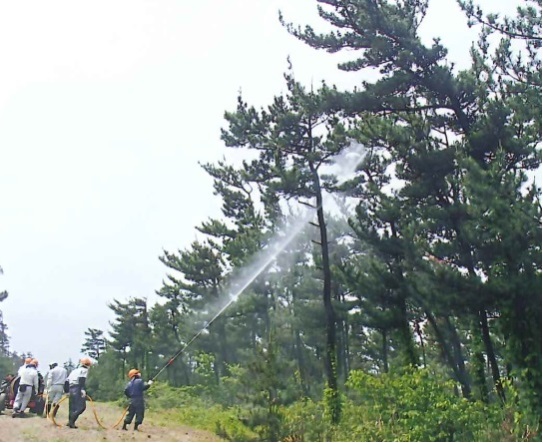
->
[150,142,367,382]
[151,209,314,381]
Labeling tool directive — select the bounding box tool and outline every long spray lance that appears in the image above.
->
[150,210,314,382]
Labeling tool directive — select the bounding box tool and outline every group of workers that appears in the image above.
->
[8,356,153,431]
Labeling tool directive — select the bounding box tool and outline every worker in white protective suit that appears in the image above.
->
[66,357,92,428]
[17,357,32,377]
[12,359,39,418]
[45,362,68,418]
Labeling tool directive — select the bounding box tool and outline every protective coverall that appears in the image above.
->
[12,364,38,417]
[66,365,88,428]
[122,376,151,430]
[45,364,68,417]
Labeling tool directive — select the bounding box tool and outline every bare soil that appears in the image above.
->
[0,402,221,442]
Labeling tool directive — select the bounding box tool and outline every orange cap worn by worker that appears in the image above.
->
[80,357,92,367]
[127,369,140,379]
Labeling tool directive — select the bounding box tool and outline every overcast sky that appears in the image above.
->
[0,0,523,372]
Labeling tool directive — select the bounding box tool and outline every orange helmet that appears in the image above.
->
[31,359,39,367]
[127,369,140,379]
[24,357,32,364]
[80,357,92,367]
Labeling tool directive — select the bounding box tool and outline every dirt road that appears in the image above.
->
[0,402,220,442]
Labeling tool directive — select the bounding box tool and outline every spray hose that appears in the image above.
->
[45,391,128,429]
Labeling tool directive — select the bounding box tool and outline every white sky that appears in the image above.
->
[0,0,524,370]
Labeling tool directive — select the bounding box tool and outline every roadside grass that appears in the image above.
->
[146,403,257,442]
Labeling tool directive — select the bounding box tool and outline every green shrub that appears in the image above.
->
[339,368,532,442]
[146,381,209,410]
[281,397,326,442]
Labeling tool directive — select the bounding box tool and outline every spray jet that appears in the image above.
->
[149,141,367,382]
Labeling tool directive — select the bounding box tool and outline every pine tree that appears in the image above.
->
[80,328,107,361]
[221,70,355,423]
[108,298,152,377]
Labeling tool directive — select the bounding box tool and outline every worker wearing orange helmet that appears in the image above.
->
[65,357,92,428]
[17,357,32,377]
[122,368,153,431]
[12,359,39,418]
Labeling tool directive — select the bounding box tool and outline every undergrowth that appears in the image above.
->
[111,370,540,442]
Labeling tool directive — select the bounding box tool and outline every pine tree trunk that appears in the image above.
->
[426,312,472,398]
[510,291,541,414]
[381,329,389,373]
[335,288,350,384]
[445,316,471,398]
[335,293,349,384]
[478,308,505,403]
[391,225,418,367]
[473,350,488,402]
[340,316,350,382]
[311,162,340,424]
[295,330,309,396]
[398,292,418,366]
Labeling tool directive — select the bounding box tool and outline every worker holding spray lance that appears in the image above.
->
[119,316,216,432]
[120,322,210,432]
[122,368,153,431]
